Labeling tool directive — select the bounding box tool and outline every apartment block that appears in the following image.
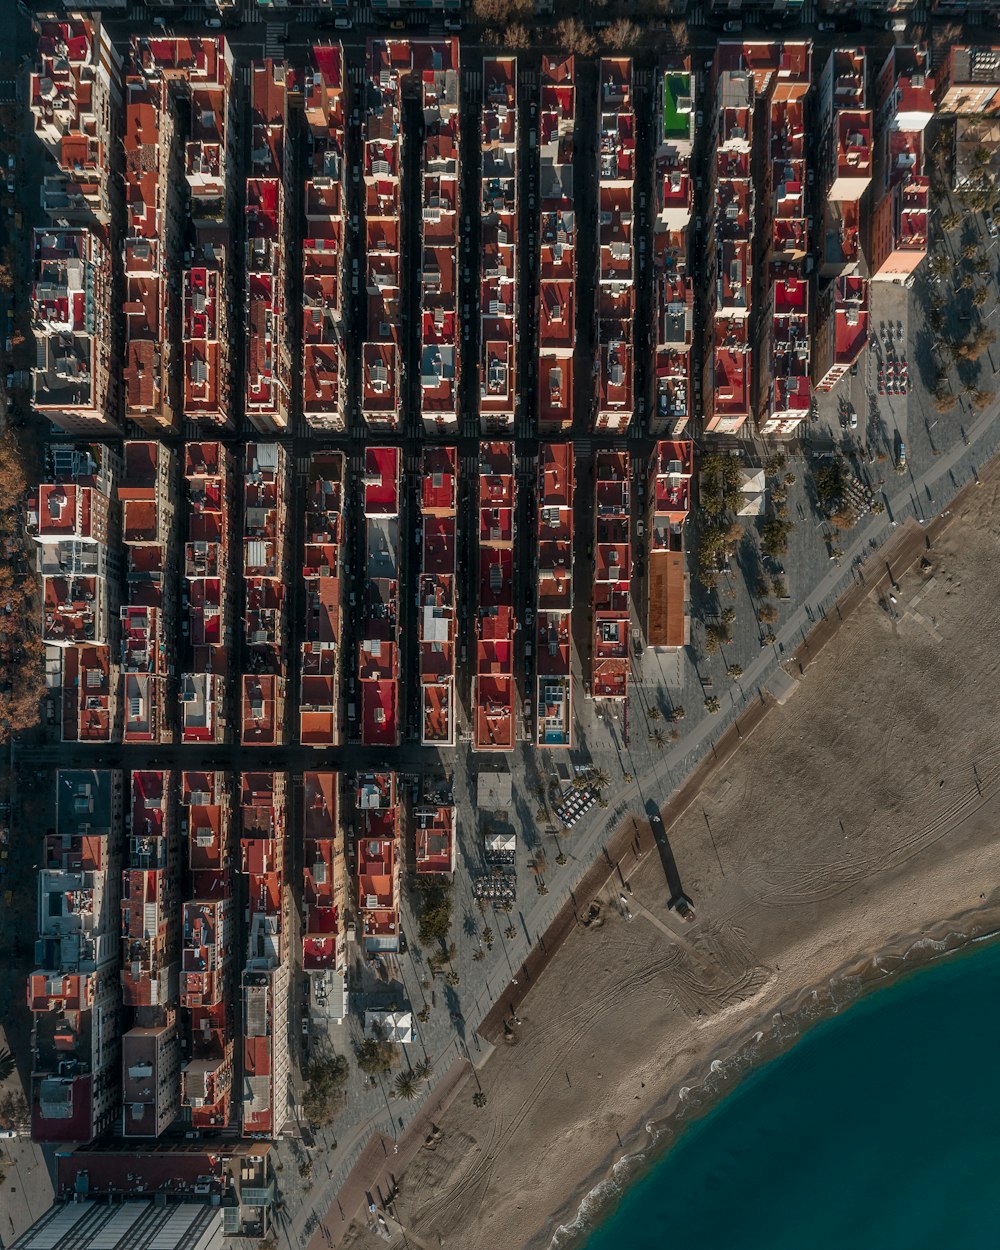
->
[646,441,693,650]
[118,441,177,744]
[813,274,871,393]
[418,39,461,434]
[301,452,345,747]
[938,46,1000,116]
[815,50,872,283]
[538,55,576,435]
[242,443,290,747]
[752,42,813,439]
[480,57,518,434]
[245,59,293,432]
[121,1024,179,1140]
[356,772,400,953]
[362,40,407,432]
[30,15,122,224]
[31,227,119,436]
[182,442,234,744]
[182,40,238,429]
[535,442,573,748]
[28,444,121,744]
[474,441,516,750]
[595,58,635,433]
[871,46,933,283]
[419,446,458,747]
[652,66,695,437]
[592,449,631,701]
[414,799,457,875]
[179,770,235,1132]
[302,771,347,979]
[359,447,402,747]
[240,771,289,1138]
[28,769,124,1144]
[302,44,348,433]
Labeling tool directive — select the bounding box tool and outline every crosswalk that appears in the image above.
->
[264,22,287,60]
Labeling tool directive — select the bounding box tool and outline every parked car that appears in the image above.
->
[723,19,743,32]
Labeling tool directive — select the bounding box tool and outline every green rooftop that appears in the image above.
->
[662,73,693,141]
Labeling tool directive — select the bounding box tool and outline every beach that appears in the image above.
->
[338,462,1000,1250]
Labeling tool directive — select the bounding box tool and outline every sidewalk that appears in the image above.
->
[307,1058,473,1249]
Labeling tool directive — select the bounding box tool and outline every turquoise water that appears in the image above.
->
[582,939,1000,1250]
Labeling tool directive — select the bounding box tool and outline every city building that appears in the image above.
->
[302,43,348,433]
[118,441,177,744]
[703,48,754,434]
[241,443,290,747]
[301,453,345,747]
[10,1200,226,1250]
[181,39,238,430]
[816,49,872,281]
[28,444,121,743]
[474,441,516,750]
[652,65,695,437]
[595,57,635,433]
[591,449,631,701]
[538,55,576,435]
[356,772,400,953]
[302,772,347,1021]
[535,442,573,748]
[813,274,870,393]
[480,57,518,434]
[362,40,408,432]
[413,798,457,875]
[871,45,934,283]
[182,442,234,744]
[179,769,235,1132]
[120,770,180,1138]
[417,39,461,434]
[359,446,402,747]
[752,41,813,438]
[29,14,123,224]
[240,771,289,1138]
[245,59,292,432]
[419,445,458,748]
[30,227,120,435]
[646,441,693,651]
[123,38,234,434]
[937,46,1000,116]
[28,769,124,1144]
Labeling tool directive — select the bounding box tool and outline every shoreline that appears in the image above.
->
[544,896,1000,1249]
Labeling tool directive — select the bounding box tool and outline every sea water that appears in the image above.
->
[582,938,1000,1250]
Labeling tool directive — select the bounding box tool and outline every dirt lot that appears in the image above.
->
[339,463,1000,1250]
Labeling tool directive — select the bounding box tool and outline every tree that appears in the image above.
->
[670,705,686,722]
[414,1056,434,1083]
[393,1071,420,1101]
[356,1036,396,1078]
[651,728,665,750]
[647,705,661,721]
[414,877,454,947]
[963,242,979,260]
[704,623,729,654]
[481,925,495,948]
[941,211,962,231]
[928,253,952,281]
[704,696,721,713]
[589,767,611,792]
[0,265,12,292]
[445,969,460,987]
[721,606,736,625]
[603,18,640,48]
[726,664,743,679]
[0,1048,13,1083]
[758,601,778,625]
[503,23,531,48]
[972,388,995,409]
[473,1091,489,1108]
[556,18,597,56]
[504,923,517,940]
[973,286,989,306]
[761,517,793,558]
[935,391,957,413]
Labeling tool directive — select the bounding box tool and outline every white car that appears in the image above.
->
[849,413,858,430]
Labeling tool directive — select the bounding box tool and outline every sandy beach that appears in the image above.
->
[338,463,1000,1250]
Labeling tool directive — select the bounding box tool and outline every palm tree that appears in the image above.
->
[647,705,661,722]
[481,925,495,948]
[473,1091,488,1108]
[504,924,517,940]
[393,1071,420,1101]
[414,1056,434,1083]
[928,253,952,281]
[941,211,962,231]
[652,728,665,750]
[590,768,610,792]
[0,1048,13,1083]
[973,286,989,307]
